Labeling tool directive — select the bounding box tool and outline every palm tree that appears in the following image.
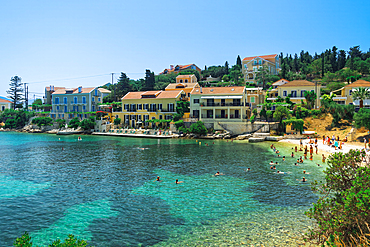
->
[352,87,370,108]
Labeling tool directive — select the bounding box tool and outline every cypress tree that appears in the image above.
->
[236,55,242,67]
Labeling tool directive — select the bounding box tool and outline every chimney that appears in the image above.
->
[170,65,174,70]
[78,86,82,93]
[200,87,202,93]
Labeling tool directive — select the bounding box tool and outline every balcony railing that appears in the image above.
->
[71,101,87,104]
[200,102,244,107]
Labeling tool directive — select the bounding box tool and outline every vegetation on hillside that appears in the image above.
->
[14,232,91,247]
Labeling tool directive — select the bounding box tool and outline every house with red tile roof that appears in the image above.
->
[242,54,281,85]
[50,86,111,120]
[331,80,370,107]
[116,90,185,127]
[189,86,249,130]
[0,97,12,111]
[160,64,201,75]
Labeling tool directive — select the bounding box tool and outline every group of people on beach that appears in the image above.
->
[269,139,326,182]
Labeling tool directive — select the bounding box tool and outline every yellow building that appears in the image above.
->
[242,54,280,84]
[175,74,197,83]
[331,80,370,107]
[245,87,265,109]
[165,78,199,101]
[267,80,321,107]
[116,90,184,127]
[0,98,12,111]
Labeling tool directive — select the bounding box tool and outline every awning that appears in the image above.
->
[201,96,242,99]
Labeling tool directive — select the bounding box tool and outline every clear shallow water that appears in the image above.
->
[0,132,325,246]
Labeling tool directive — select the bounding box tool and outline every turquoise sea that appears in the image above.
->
[0,132,325,246]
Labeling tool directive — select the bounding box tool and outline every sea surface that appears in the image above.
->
[0,132,325,246]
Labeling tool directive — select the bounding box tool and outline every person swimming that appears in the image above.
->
[295,163,299,166]
[215,171,224,176]
[295,146,298,152]
[275,162,278,165]
[156,176,161,182]
[269,161,274,165]
[303,170,310,174]
[175,179,183,184]
[246,168,251,171]
[270,166,274,169]
[291,152,294,157]
[302,177,306,182]
[277,170,284,174]
[272,166,276,170]
[282,156,285,161]
[277,154,281,157]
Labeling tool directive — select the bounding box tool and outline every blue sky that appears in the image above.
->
[0,0,369,100]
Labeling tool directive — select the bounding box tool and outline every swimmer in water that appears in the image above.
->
[269,161,274,165]
[277,170,284,174]
[295,163,299,166]
[302,177,306,182]
[317,163,321,167]
[156,176,161,182]
[291,152,294,158]
[303,170,310,174]
[215,171,224,176]
[275,162,278,165]
[277,154,281,157]
[175,179,183,184]
[272,166,276,170]
[246,168,251,172]
[282,156,285,161]
[270,166,273,169]
[62,147,64,151]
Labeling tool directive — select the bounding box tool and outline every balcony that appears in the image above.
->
[200,102,244,107]
[71,101,87,104]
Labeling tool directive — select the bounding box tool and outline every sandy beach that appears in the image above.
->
[279,138,368,156]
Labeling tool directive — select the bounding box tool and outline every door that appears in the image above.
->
[221,99,225,106]
[221,110,225,118]
[207,110,213,118]
[235,110,239,118]
[207,99,214,106]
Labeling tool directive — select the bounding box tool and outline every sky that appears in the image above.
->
[0,0,369,101]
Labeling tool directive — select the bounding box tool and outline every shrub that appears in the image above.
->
[32,117,53,127]
[14,232,90,247]
[79,119,95,130]
[173,113,183,122]
[114,118,121,125]
[68,118,80,129]
[189,121,207,136]
[309,109,321,117]
[55,119,66,128]
[305,150,370,245]
[178,126,190,134]
[174,120,185,129]
[250,115,256,123]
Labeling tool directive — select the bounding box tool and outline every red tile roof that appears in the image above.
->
[191,86,245,95]
[243,54,277,61]
[344,80,370,88]
[278,80,315,87]
[45,86,65,91]
[0,98,12,103]
[122,90,183,100]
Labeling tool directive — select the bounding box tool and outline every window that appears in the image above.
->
[253,66,257,72]
[158,104,162,111]
[144,104,149,110]
[124,104,129,110]
[168,103,174,112]
[137,104,142,110]
[55,97,59,104]
[301,90,306,97]
[74,97,77,104]
[250,97,255,103]
[64,106,67,112]
[188,93,190,97]
[63,97,67,104]
[92,97,95,102]
[254,60,257,65]
[180,79,183,83]
[83,105,86,111]
[1,106,4,111]
[98,97,101,102]
[194,98,199,104]
[138,115,142,121]
[185,79,188,83]
[349,90,352,95]
[84,114,87,118]
[92,106,95,111]
[283,91,287,97]
[193,110,199,118]
[82,97,86,104]
[159,115,163,120]
[56,106,59,110]
[291,91,297,97]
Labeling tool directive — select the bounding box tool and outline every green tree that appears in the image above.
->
[303,91,317,109]
[351,87,370,108]
[273,106,290,133]
[55,119,66,128]
[354,108,370,130]
[236,55,242,67]
[305,150,370,245]
[115,72,131,101]
[31,117,53,127]
[144,69,155,91]
[224,61,229,74]
[7,76,23,110]
[189,121,207,136]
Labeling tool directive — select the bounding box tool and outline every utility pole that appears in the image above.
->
[111,73,115,102]
[24,83,28,110]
